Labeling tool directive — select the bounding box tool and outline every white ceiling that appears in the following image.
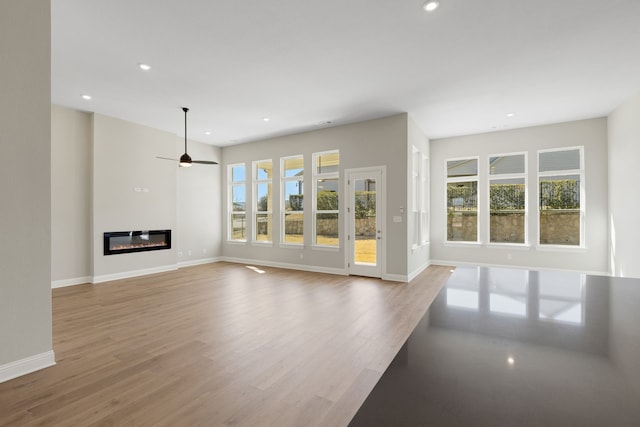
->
[52,0,640,146]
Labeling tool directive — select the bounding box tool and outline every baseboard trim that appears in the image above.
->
[0,350,56,383]
[177,257,221,269]
[429,259,609,276]
[382,273,408,282]
[92,264,178,284]
[407,261,432,282]
[55,259,224,287]
[220,257,347,276]
[52,276,92,289]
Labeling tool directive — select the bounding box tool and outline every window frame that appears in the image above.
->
[280,155,304,247]
[445,156,480,244]
[252,158,273,245]
[486,151,528,246]
[412,146,421,249]
[312,150,340,249]
[411,147,430,248]
[227,163,247,243]
[421,153,430,246]
[536,146,585,249]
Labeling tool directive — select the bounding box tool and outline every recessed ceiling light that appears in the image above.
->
[506,113,515,117]
[138,63,151,71]
[81,94,92,100]
[263,117,270,122]
[204,131,211,135]
[423,1,440,12]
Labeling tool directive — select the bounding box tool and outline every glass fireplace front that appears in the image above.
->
[103,230,171,255]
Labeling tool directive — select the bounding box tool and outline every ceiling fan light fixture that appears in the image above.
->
[423,0,440,12]
[179,152,192,167]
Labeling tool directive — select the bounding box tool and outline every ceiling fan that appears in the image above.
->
[157,107,218,167]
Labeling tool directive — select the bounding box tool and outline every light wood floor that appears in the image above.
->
[0,262,452,426]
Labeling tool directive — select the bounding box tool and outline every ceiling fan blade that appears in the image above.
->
[192,160,219,165]
[156,156,178,162]
[156,109,218,166]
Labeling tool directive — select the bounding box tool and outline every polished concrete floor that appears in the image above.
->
[350,267,640,426]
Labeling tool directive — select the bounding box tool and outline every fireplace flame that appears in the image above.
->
[110,241,166,251]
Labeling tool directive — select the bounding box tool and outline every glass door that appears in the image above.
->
[347,168,383,277]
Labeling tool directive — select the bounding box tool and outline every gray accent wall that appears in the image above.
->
[0,0,53,365]
[222,114,412,278]
[50,112,424,281]
[608,91,640,278]
[50,109,222,284]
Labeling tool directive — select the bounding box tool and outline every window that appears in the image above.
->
[538,271,584,325]
[253,159,273,243]
[228,163,246,241]
[313,150,339,247]
[421,153,429,245]
[412,148,430,247]
[446,267,480,311]
[281,155,304,245]
[537,147,583,246]
[489,153,526,244]
[412,147,420,248]
[488,268,528,318]
[446,158,478,242]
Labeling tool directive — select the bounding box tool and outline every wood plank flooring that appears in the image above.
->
[0,262,452,426]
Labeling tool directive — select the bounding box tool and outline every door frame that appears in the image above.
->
[344,166,387,278]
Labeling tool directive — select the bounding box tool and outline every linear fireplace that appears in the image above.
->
[103,230,171,255]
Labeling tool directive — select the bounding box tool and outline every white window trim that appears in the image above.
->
[445,156,480,244]
[228,163,247,243]
[487,151,528,246]
[412,146,421,250]
[536,146,585,249]
[444,241,483,247]
[280,155,304,247]
[485,243,532,251]
[411,148,430,248]
[421,153,430,245]
[312,150,340,249]
[252,159,273,245]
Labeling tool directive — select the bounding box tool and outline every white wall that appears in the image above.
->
[608,91,640,278]
[176,137,222,265]
[0,0,54,378]
[51,106,92,285]
[430,118,609,274]
[92,114,178,280]
[222,114,411,278]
